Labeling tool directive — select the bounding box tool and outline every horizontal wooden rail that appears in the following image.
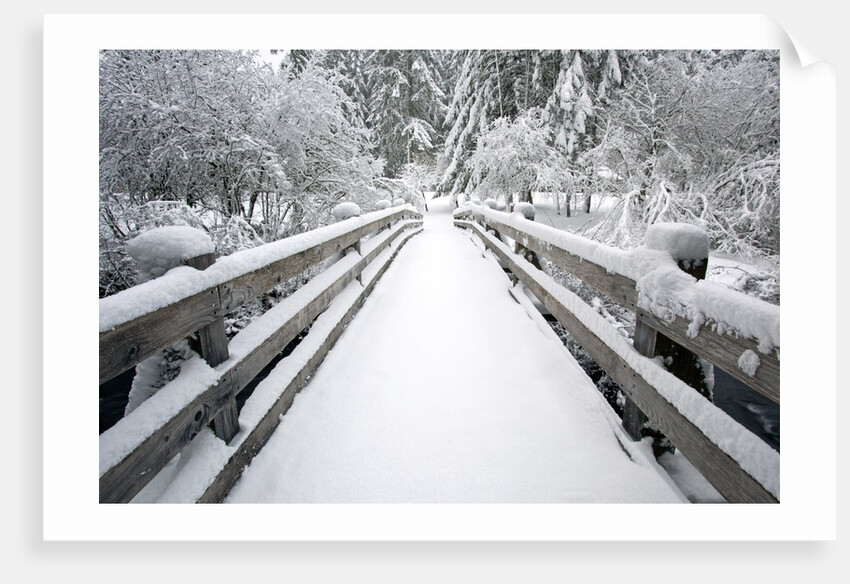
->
[99,216,422,503]
[457,219,778,503]
[100,207,418,385]
[456,208,779,404]
[197,226,423,503]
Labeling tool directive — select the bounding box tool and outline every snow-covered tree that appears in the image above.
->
[307,49,372,129]
[466,107,574,209]
[99,49,284,217]
[437,50,505,203]
[364,50,448,177]
[262,63,383,236]
[437,50,588,205]
[584,50,779,262]
[544,50,629,213]
[99,50,384,296]
[546,51,595,156]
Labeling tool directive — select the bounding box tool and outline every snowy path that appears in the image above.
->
[225,198,686,503]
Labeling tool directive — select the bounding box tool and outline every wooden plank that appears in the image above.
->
[99,222,421,503]
[349,240,363,285]
[653,252,713,402]
[636,309,779,404]
[229,265,360,395]
[184,253,230,368]
[473,213,639,309]
[197,227,423,503]
[99,289,221,384]
[462,221,777,503]
[458,215,780,404]
[218,219,382,312]
[628,245,711,447]
[99,269,355,503]
[99,210,415,384]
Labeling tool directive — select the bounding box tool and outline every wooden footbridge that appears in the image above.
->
[98,198,780,504]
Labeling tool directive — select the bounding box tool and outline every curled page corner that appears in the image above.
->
[785,32,823,68]
[764,15,829,70]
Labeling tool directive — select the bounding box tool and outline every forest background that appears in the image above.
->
[98,48,780,303]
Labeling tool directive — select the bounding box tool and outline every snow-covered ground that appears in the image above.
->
[531,196,616,235]
[222,197,688,503]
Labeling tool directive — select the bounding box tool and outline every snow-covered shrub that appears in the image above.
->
[514,202,536,220]
[211,215,266,257]
[135,200,209,232]
[707,263,780,305]
[332,201,362,221]
[100,51,384,245]
[375,199,391,211]
[126,225,214,283]
[465,108,575,210]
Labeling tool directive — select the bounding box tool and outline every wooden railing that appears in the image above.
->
[454,205,780,504]
[99,207,423,503]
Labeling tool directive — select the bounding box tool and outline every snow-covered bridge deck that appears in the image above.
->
[223,199,685,503]
[101,196,779,505]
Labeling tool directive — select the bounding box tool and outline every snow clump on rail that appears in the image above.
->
[332,201,362,222]
[513,202,536,220]
[737,349,761,376]
[645,222,710,266]
[126,226,215,283]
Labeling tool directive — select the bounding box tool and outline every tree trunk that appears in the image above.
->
[247,191,259,222]
[495,52,504,118]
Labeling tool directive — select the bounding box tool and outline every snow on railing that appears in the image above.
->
[454,204,780,503]
[101,206,412,333]
[99,206,423,503]
[99,206,420,385]
[456,204,780,355]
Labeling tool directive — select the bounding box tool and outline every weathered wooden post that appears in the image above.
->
[622,319,656,440]
[126,225,239,443]
[622,223,712,446]
[184,251,239,443]
[512,202,543,271]
[332,202,364,284]
[392,198,406,227]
